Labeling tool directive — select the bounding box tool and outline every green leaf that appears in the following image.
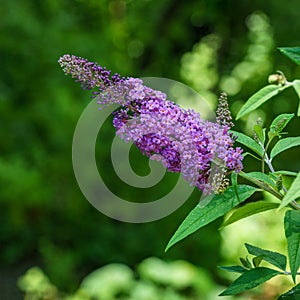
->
[245,243,287,271]
[284,210,300,282]
[278,47,300,65]
[165,185,258,251]
[270,137,300,159]
[240,257,252,269]
[279,173,300,209]
[218,265,247,274]
[219,267,281,296]
[236,84,292,120]
[230,130,263,157]
[292,80,300,116]
[253,255,264,268]
[239,172,276,187]
[254,125,265,145]
[278,283,300,299]
[273,170,298,177]
[270,113,294,135]
[221,201,279,228]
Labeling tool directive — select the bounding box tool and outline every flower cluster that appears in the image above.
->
[59,54,243,193]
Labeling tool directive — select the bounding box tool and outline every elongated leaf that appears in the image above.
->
[218,265,247,274]
[279,173,300,209]
[270,113,294,134]
[284,210,300,282]
[236,84,292,120]
[230,130,263,157]
[270,137,300,159]
[245,243,287,271]
[278,47,300,65]
[240,172,276,187]
[165,185,257,251]
[292,80,300,116]
[221,201,279,228]
[278,283,300,299]
[219,267,281,296]
[273,170,298,177]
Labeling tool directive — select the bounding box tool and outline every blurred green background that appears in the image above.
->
[1,0,300,299]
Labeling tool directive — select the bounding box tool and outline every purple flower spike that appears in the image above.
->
[59,54,243,193]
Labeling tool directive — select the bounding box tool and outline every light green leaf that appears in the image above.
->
[230,130,263,157]
[165,185,258,251]
[270,137,300,159]
[219,267,281,296]
[221,201,279,228]
[239,172,276,187]
[270,113,294,135]
[218,265,247,274]
[236,84,292,120]
[254,125,265,145]
[253,255,264,268]
[273,170,298,177]
[279,173,300,209]
[278,47,300,65]
[278,283,300,299]
[245,243,287,271]
[292,80,300,116]
[284,210,300,282]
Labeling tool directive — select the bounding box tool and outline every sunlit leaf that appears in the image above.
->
[245,243,287,271]
[278,283,300,299]
[270,113,294,135]
[230,130,263,157]
[284,210,300,282]
[292,80,300,116]
[279,173,300,209]
[165,185,257,251]
[219,267,281,296]
[236,84,292,120]
[253,255,264,268]
[273,170,298,177]
[239,172,276,187]
[270,137,300,159]
[278,47,300,65]
[221,201,279,228]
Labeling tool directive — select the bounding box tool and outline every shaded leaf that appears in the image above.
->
[240,257,252,269]
[284,210,300,282]
[236,84,292,120]
[245,243,287,271]
[279,173,300,209]
[165,185,258,251]
[230,130,263,157]
[219,267,281,296]
[270,137,300,159]
[278,47,300,65]
[221,201,279,228]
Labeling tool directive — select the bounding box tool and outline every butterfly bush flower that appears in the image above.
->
[59,54,243,193]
